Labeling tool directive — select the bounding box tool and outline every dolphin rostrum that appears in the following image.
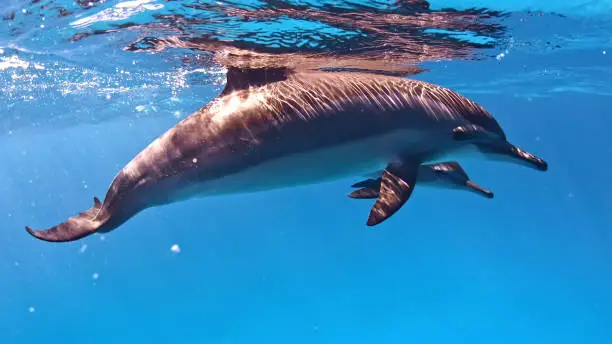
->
[25,67,548,242]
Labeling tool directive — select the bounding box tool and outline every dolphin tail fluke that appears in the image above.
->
[25,197,106,243]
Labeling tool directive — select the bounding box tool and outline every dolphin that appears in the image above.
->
[25,67,547,242]
[348,161,494,199]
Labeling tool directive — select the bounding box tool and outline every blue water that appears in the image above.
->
[1,0,612,343]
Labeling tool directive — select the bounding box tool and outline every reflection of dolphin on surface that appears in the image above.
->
[25,67,548,243]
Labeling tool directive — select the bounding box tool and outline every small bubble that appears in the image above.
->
[192,158,198,164]
[79,244,88,253]
[105,94,111,100]
[135,105,145,112]
[170,244,181,254]
[0,49,4,54]
[100,235,106,241]
[14,261,19,267]
[22,9,27,14]
[28,307,35,313]
[568,192,574,198]
[173,111,181,118]
[40,24,45,29]
[603,50,607,55]
[92,273,99,280]
[535,136,540,142]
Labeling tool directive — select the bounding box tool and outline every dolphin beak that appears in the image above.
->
[479,141,548,171]
[466,180,495,198]
[509,144,548,171]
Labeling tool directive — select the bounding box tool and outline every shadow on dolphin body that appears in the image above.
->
[25,66,548,242]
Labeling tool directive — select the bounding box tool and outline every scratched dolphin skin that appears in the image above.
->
[25,68,547,242]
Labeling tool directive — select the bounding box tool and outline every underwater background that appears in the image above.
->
[1,0,611,343]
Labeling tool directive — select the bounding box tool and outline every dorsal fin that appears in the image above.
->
[220,66,292,96]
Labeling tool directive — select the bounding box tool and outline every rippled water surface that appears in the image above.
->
[1,1,612,343]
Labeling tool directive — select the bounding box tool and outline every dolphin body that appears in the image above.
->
[25,67,548,242]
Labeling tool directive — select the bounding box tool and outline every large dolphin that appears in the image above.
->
[25,67,547,242]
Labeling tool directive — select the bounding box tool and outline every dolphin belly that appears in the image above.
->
[166,128,447,200]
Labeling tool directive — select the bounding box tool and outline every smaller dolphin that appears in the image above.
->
[348,161,494,199]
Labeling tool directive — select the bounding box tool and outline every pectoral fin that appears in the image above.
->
[367,163,419,226]
[351,179,380,189]
[348,178,381,199]
[348,186,380,199]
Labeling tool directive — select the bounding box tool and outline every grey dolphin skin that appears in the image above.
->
[25,67,547,242]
